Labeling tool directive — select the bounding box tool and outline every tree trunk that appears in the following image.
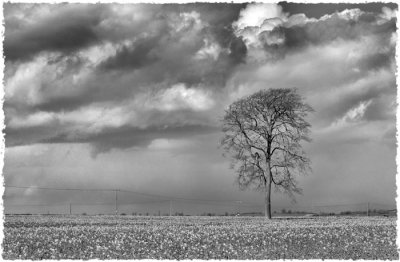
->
[265,176,272,219]
[265,139,272,219]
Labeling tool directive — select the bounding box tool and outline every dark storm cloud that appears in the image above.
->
[5,112,219,151]
[4,4,105,61]
[357,51,394,72]
[33,95,90,113]
[228,36,247,63]
[5,120,63,148]
[99,37,160,70]
[42,124,219,155]
[5,89,221,152]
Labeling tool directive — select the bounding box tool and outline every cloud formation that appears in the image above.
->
[4,3,248,153]
[4,4,105,61]
[5,3,396,152]
[3,3,397,209]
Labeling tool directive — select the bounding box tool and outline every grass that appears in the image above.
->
[2,215,398,259]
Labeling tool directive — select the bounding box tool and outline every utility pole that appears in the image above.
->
[69,203,72,215]
[236,201,242,216]
[367,202,370,216]
[115,189,118,215]
[169,200,172,217]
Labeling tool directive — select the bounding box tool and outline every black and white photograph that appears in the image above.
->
[2,1,398,260]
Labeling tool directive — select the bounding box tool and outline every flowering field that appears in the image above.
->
[3,215,398,259]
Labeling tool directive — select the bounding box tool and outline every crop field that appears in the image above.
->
[3,215,398,260]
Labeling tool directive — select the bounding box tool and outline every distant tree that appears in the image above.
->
[221,88,313,219]
[282,209,286,214]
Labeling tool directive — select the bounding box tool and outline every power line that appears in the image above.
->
[5,185,241,203]
[5,203,64,207]
[71,202,115,206]
[5,185,396,209]
[118,188,243,203]
[118,189,170,199]
[368,202,396,207]
[312,203,368,208]
[5,185,114,192]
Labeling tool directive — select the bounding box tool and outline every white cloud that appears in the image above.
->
[233,3,287,29]
[5,4,56,28]
[330,100,372,129]
[8,111,55,128]
[195,39,221,61]
[233,4,287,51]
[8,101,134,135]
[170,11,203,34]
[5,52,96,111]
[5,143,50,158]
[378,6,397,24]
[148,138,192,151]
[285,13,317,27]
[79,42,118,66]
[319,8,363,22]
[108,4,148,20]
[5,56,48,105]
[145,83,215,112]
[58,103,133,133]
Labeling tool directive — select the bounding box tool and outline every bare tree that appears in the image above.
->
[221,88,313,219]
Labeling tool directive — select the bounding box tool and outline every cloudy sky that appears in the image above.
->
[3,2,397,214]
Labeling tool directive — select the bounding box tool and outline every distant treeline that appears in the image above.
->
[6,208,396,217]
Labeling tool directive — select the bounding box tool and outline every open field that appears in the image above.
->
[3,215,398,259]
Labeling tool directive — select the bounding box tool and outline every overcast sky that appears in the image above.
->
[3,2,397,214]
